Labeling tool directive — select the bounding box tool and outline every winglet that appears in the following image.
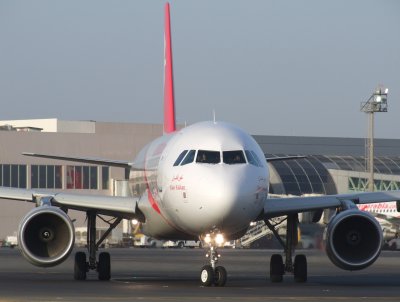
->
[163,2,176,134]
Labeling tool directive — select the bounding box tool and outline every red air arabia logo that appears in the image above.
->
[170,174,185,191]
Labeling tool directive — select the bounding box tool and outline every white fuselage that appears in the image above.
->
[359,202,400,219]
[130,121,269,240]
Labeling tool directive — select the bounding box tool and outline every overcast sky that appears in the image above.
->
[0,0,399,138]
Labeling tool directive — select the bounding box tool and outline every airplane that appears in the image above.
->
[359,202,400,237]
[1,2,400,287]
[359,202,400,219]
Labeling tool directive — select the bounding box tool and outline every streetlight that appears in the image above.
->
[360,87,388,191]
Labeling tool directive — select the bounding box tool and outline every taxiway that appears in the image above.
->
[0,248,399,301]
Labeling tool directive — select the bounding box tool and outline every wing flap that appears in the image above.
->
[0,187,137,218]
[266,156,306,162]
[23,152,132,168]
[0,187,36,201]
[51,193,137,218]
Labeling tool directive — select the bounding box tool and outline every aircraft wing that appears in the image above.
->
[22,152,132,168]
[266,156,306,162]
[0,187,137,218]
[264,190,400,219]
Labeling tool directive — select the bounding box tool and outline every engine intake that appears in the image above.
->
[18,206,75,267]
[325,209,382,270]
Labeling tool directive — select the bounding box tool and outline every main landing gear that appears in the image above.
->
[266,214,307,283]
[74,211,122,281]
[200,233,227,287]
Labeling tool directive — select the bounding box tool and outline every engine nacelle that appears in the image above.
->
[325,209,382,270]
[18,206,75,267]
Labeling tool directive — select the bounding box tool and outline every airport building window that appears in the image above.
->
[66,165,98,190]
[3,165,10,187]
[11,165,18,187]
[31,165,62,189]
[196,150,221,164]
[0,164,27,188]
[82,166,89,189]
[267,154,334,195]
[39,165,46,188]
[90,166,97,189]
[19,165,27,188]
[102,166,109,190]
[348,177,400,192]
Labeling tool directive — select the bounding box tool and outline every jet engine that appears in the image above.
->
[325,209,382,270]
[18,206,75,267]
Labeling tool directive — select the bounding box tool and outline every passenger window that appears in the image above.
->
[196,150,221,164]
[245,150,258,166]
[181,150,196,166]
[173,150,188,166]
[223,151,246,165]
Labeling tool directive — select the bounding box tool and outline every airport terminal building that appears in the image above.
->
[1,118,400,238]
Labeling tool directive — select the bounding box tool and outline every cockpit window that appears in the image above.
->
[223,150,246,165]
[181,150,196,166]
[173,150,188,166]
[196,150,221,164]
[245,150,258,166]
[250,150,264,167]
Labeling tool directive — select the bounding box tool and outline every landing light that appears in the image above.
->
[204,234,211,244]
[216,233,225,245]
[131,219,139,226]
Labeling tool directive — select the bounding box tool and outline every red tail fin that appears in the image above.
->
[163,2,176,134]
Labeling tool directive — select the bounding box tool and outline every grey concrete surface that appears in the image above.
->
[0,248,399,301]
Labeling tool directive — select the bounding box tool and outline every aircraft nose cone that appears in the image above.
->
[190,165,264,234]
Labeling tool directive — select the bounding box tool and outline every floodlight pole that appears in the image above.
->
[367,111,374,192]
[360,87,388,192]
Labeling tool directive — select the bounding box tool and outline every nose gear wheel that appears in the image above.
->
[200,234,228,287]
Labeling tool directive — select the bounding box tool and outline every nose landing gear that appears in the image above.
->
[200,233,227,287]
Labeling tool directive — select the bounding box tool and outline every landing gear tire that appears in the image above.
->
[200,265,214,287]
[214,266,227,287]
[270,254,284,283]
[98,252,111,281]
[74,252,87,281]
[294,254,307,283]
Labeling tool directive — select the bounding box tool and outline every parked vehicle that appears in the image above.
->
[75,227,123,248]
[386,237,400,250]
[4,236,18,248]
[223,240,237,248]
[134,234,163,248]
[298,234,317,249]
[163,240,202,248]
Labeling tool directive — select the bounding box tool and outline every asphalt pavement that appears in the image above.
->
[0,247,399,301]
